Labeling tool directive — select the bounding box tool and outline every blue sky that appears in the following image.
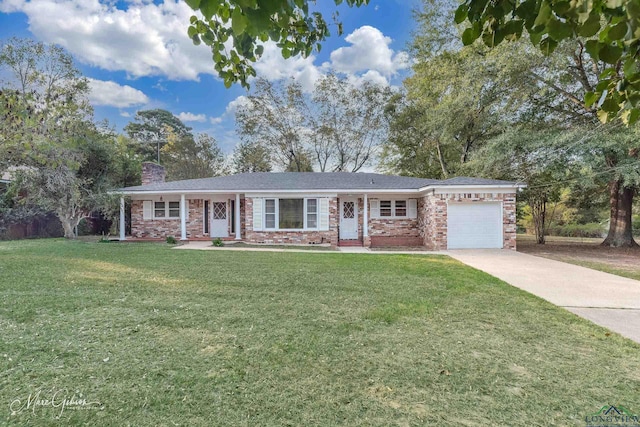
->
[0,0,419,153]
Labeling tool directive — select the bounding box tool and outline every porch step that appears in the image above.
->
[338,239,363,247]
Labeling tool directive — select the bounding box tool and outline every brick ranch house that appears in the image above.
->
[116,162,523,250]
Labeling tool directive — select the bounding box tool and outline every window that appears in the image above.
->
[378,200,412,218]
[394,200,407,217]
[380,200,392,217]
[262,198,318,230]
[154,202,166,218]
[265,199,276,229]
[279,199,304,229]
[343,201,355,219]
[212,202,226,220]
[168,202,180,218]
[154,201,180,219]
[306,199,318,228]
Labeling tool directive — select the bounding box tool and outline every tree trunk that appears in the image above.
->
[602,179,638,247]
[57,211,80,239]
[529,196,546,245]
[60,218,76,239]
[435,139,449,178]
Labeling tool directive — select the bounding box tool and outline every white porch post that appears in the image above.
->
[235,193,241,240]
[180,194,187,241]
[119,196,126,241]
[363,193,369,238]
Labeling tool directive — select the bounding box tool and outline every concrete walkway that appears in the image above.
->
[175,241,448,255]
[447,249,640,343]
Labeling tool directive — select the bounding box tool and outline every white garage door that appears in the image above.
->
[447,203,503,249]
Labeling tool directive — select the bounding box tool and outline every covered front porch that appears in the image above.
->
[118,193,245,242]
[336,193,422,248]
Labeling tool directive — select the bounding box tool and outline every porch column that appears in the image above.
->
[119,196,126,241]
[363,193,368,238]
[235,193,241,240]
[180,194,187,241]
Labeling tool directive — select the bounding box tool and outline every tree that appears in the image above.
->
[457,0,640,124]
[17,124,120,239]
[235,76,391,172]
[232,140,272,173]
[124,109,193,163]
[577,128,640,246]
[0,38,120,239]
[465,127,573,244]
[312,74,392,172]
[185,0,369,88]
[161,130,228,180]
[385,0,640,247]
[111,134,142,188]
[0,37,91,167]
[285,151,314,172]
[382,47,506,178]
[235,78,313,172]
[382,2,514,179]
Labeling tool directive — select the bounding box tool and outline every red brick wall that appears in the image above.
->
[244,197,339,246]
[421,192,517,250]
[141,162,165,185]
[131,199,206,239]
[129,193,517,250]
[362,198,423,247]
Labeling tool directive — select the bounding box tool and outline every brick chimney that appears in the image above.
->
[141,162,166,186]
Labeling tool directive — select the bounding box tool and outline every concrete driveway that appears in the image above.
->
[447,249,640,344]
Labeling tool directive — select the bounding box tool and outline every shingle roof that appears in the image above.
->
[440,176,519,186]
[119,172,519,193]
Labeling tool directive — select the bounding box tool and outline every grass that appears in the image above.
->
[517,234,604,244]
[559,260,640,281]
[518,234,640,281]
[1,239,639,426]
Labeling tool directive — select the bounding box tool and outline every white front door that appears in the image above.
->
[210,200,228,238]
[340,198,358,240]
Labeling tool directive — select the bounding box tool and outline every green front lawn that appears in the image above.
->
[1,240,638,426]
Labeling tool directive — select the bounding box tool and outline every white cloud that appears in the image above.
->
[120,111,131,117]
[1,0,409,89]
[87,78,149,108]
[253,42,322,92]
[346,70,390,88]
[177,111,207,122]
[1,0,214,80]
[251,26,409,91]
[224,95,250,115]
[209,95,249,125]
[330,25,409,77]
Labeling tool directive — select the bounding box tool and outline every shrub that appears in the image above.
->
[166,236,177,244]
[546,222,605,238]
[212,238,224,247]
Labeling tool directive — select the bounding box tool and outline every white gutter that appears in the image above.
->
[418,183,527,192]
[115,183,525,196]
[116,188,424,196]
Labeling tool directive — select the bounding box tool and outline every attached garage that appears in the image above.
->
[447,202,503,249]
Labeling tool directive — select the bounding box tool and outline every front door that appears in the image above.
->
[210,200,228,238]
[340,198,358,240]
